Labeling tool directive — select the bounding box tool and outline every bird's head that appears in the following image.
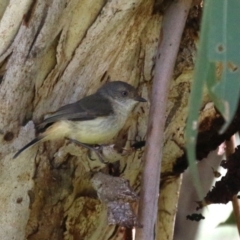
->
[98,81,146,110]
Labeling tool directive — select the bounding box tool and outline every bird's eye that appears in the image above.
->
[121,91,128,97]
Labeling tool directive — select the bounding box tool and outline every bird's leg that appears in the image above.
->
[65,138,108,164]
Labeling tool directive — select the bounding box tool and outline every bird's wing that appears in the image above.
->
[38,93,114,129]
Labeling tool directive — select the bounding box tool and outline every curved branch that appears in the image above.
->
[135,0,193,239]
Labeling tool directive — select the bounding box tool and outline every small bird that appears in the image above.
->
[13,81,146,162]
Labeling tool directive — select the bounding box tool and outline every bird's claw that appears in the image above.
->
[66,138,108,164]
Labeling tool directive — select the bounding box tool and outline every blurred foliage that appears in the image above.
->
[186,0,240,197]
[218,211,235,226]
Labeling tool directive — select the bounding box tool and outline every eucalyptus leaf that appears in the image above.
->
[186,0,240,198]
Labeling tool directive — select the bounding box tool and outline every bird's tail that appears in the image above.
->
[13,121,70,159]
[13,136,44,159]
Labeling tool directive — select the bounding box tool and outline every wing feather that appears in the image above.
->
[38,93,113,130]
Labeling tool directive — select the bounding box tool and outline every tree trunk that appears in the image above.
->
[0,1,202,239]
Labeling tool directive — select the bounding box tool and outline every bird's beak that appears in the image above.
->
[134,95,147,102]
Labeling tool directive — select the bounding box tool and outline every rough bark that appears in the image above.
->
[0,1,215,240]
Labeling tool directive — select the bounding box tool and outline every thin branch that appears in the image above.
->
[225,136,240,236]
[135,0,192,239]
[232,195,240,235]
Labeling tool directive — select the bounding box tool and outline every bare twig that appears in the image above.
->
[135,0,192,239]
[232,195,240,235]
[225,136,240,236]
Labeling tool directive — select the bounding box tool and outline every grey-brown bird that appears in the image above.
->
[13,81,146,162]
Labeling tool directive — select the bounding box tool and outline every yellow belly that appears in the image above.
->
[68,116,121,144]
[45,115,125,145]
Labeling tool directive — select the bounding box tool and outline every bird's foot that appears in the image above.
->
[66,138,108,164]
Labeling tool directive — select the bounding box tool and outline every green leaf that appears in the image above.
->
[207,0,240,132]
[186,0,212,199]
[186,0,240,198]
